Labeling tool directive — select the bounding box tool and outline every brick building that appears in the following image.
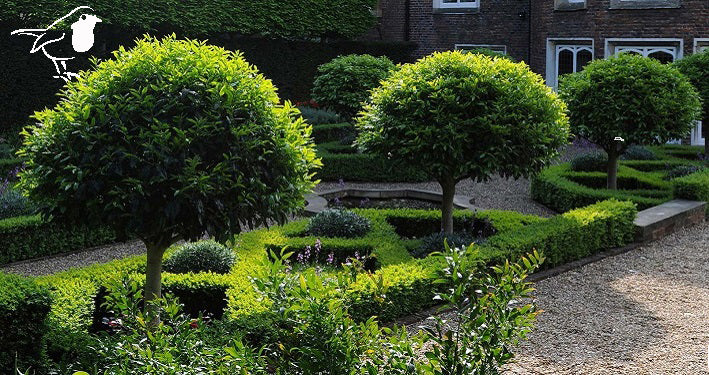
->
[368,0,708,145]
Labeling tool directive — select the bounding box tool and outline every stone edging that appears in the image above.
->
[305,188,478,216]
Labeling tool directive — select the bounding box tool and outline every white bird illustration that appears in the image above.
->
[11,6,102,81]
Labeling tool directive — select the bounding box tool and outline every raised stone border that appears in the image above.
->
[304,188,478,216]
[634,199,707,242]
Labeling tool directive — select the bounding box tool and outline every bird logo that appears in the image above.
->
[11,6,102,81]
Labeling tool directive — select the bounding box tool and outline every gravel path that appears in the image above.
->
[1,240,147,277]
[502,221,709,374]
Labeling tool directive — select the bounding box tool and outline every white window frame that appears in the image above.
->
[604,38,683,60]
[546,38,594,90]
[433,0,480,10]
[694,38,709,53]
[455,44,507,54]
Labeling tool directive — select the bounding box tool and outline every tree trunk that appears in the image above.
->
[144,241,167,308]
[440,177,456,234]
[607,150,619,190]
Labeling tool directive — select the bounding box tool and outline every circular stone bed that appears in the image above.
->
[304,188,477,216]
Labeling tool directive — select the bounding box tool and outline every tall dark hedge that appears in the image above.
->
[0,0,377,38]
[0,21,415,143]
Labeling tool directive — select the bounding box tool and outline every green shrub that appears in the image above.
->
[0,158,21,176]
[481,199,637,267]
[19,35,320,303]
[621,145,658,160]
[570,151,607,172]
[316,151,429,182]
[674,49,709,155]
[531,164,669,212]
[665,165,705,180]
[306,209,372,238]
[297,107,342,125]
[0,187,35,220]
[164,241,236,275]
[0,272,52,373]
[2,0,377,39]
[412,231,481,259]
[311,123,356,144]
[357,50,569,233]
[312,54,397,119]
[0,215,116,265]
[560,54,701,189]
[673,169,709,205]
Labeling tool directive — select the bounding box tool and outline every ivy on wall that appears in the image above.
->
[0,0,377,39]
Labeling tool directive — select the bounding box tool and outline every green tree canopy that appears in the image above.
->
[18,35,320,302]
[357,51,569,232]
[560,53,701,189]
[673,49,709,155]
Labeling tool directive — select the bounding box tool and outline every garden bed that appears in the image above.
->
[532,145,706,213]
[19,200,636,367]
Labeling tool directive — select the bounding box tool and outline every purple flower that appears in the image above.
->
[296,252,305,264]
[326,252,335,264]
[314,239,322,255]
[338,178,345,188]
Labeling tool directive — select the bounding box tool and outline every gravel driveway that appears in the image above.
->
[502,221,709,374]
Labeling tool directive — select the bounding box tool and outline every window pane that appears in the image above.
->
[576,49,592,71]
[558,49,574,76]
[648,51,674,64]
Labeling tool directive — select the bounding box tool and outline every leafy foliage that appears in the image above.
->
[0,215,115,265]
[18,35,320,245]
[414,245,542,375]
[460,47,514,61]
[673,49,709,122]
[672,169,709,209]
[411,231,480,259]
[570,151,608,172]
[312,54,397,119]
[88,277,268,375]
[1,0,377,39]
[559,54,701,164]
[164,241,236,274]
[0,272,52,374]
[357,50,569,232]
[664,165,705,180]
[621,145,658,161]
[357,51,569,184]
[306,209,372,238]
[297,107,343,125]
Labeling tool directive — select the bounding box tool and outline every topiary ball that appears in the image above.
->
[312,54,397,120]
[570,151,608,172]
[164,240,236,274]
[412,232,481,259]
[621,145,658,160]
[306,209,371,238]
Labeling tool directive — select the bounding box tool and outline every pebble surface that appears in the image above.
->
[500,221,709,375]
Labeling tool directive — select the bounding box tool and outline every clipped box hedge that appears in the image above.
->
[673,170,709,213]
[313,123,429,182]
[0,215,116,265]
[29,201,637,367]
[0,272,52,373]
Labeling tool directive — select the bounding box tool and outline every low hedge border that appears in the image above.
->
[531,164,668,212]
[313,123,429,182]
[673,169,709,213]
[0,272,52,373]
[533,145,705,213]
[30,200,636,367]
[0,215,117,265]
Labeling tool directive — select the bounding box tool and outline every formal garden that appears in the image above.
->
[1,2,709,374]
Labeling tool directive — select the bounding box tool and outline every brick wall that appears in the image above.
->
[371,0,531,63]
[531,0,708,76]
[371,0,708,77]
